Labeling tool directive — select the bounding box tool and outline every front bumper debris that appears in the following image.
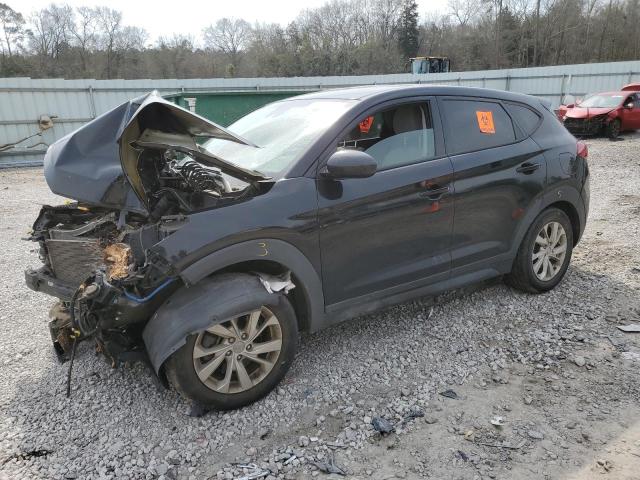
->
[563,117,606,135]
[25,267,75,301]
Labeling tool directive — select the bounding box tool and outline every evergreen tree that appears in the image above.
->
[398,0,419,59]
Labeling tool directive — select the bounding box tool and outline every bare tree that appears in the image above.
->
[71,6,98,74]
[27,4,73,74]
[203,18,252,72]
[448,0,480,26]
[95,6,122,78]
[0,3,25,57]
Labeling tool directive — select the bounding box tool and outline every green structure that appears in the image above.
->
[165,90,310,127]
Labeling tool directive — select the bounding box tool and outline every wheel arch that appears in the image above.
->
[179,239,324,332]
[142,239,325,374]
[201,258,313,334]
[546,200,581,246]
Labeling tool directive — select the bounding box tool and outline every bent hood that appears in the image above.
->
[565,107,615,119]
[44,92,263,214]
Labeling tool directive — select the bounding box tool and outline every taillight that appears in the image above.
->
[576,141,588,159]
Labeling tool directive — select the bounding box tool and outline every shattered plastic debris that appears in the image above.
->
[617,324,640,333]
[490,416,505,427]
[439,389,459,399]
[312,453,346,476]
[235,464,272,480]
[371,416,395,434]
[256,271,295,294]
[103,242,131,280]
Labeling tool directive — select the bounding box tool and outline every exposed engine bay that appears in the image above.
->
[137,147,242,221]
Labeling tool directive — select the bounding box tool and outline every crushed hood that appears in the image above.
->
[565,107,615,119]
[44,92,264,214]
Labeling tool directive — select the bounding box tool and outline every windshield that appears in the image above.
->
[202,99,354,176]
[578,94,623,108]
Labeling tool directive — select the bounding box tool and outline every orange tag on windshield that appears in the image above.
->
[476,111,495,134]
[359,116,374,133]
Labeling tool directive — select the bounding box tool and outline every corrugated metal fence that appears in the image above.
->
[1,60,639,167]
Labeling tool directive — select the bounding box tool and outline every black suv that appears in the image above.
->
[26,86,589,409]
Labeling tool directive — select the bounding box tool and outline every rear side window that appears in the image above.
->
[504,102,541,137]
[441,99,516,155]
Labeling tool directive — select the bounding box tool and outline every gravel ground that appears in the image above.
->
[1,133,640,480]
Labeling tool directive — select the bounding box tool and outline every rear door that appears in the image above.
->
[317,98,454,307]
[438,97,547,273]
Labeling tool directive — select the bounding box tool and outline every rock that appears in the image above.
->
[524,396,533,405]
[527,430,544,440]
[573,356,586,367]
[246,447,257,456]
[298,436,310,447]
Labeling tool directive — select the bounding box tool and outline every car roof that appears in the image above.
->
[291,84,542,107]
[590,91,627,96]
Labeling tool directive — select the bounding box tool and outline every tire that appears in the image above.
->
[165,293,298,410]
[505,208,574,293]
[606,119,621,139]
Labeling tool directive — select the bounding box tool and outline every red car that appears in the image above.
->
[558,86,640,138]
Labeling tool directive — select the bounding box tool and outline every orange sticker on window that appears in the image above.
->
[359,116,374,133]
[476,111,495,134]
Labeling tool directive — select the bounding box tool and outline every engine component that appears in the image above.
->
[174,159,226,193]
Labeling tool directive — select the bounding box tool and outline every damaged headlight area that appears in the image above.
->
[25,203,183,367]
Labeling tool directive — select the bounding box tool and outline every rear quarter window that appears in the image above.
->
[504,102,542,137]
[441,99,516,155]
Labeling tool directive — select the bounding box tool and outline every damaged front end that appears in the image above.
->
[25,92,269,368]
[26,204,182,365]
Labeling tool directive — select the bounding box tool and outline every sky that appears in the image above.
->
[10,0,450,43]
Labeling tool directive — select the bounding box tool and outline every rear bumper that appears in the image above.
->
[25,267,76,301]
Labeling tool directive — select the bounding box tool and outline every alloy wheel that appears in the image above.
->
[192,307,283,394]
[532,221,568,281]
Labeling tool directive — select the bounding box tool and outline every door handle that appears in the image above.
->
[516,162,541,174]
[420,184,450,199]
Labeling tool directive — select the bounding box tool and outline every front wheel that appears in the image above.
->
[505,208,574,293]
[606,119,621,139]
[165,296,298,410]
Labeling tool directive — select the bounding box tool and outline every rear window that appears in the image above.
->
[505,102,541,137]
[441,99,516,155]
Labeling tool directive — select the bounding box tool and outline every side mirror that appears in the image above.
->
[565,103,575,109]
[322,149,376,179]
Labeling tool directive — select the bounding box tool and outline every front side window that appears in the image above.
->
[203,99,355,176]
[441,99,516,155]
[337,102,436,170]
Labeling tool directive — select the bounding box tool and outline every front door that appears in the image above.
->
[317,99,454,307]
[621,93,640,130]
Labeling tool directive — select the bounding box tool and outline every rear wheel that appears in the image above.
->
[165,296,297,410]
[606,119,621,139]
[505,208,574,293]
